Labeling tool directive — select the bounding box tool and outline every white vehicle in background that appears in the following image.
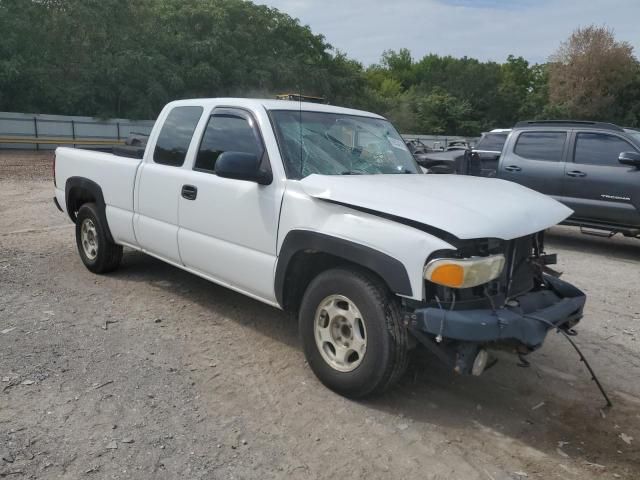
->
[53,98,586,397]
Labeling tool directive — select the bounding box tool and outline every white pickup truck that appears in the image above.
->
[54,98,586,397]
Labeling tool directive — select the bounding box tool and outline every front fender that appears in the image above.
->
[274,230,413,307]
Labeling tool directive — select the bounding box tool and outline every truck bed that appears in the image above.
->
[54,147,142,245]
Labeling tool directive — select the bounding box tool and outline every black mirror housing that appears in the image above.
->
[215,151,272,185]
[618,151,640,167]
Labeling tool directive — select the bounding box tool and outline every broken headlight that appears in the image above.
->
[424,254,506,289]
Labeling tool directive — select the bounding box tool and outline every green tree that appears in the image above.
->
[414,87,475,135]
[497,55,535,123]
[0,0,364,118]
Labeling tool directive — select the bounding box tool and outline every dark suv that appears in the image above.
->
[492,121,640,237]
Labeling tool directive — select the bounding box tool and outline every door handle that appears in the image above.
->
[504,165,522,172]
[566,170,586,178]
[181,184,198,200]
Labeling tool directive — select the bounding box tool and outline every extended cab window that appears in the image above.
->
[195,114,262,173]
[514,131,566,162]
[153,106,203,166]
[574,132,636,166]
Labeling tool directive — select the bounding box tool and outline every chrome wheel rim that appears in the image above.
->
[314,295,367,372]
[80,218,98,260]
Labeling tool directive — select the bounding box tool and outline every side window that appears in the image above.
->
[574,132,636,166]
[476,133,508,151]
[195,113,262,173]
[514,131,566,162]
[153,106,203,166]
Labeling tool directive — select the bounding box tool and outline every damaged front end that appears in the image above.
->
[404,232,586,375]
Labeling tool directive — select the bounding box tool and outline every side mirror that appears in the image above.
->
[215,151,272,185]
[618,151,640,167]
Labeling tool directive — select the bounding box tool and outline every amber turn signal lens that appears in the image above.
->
[429,264,465,288]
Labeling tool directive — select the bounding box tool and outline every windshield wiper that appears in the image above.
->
[340,170,363,175]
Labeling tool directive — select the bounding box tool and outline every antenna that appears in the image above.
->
[298,67,304,177]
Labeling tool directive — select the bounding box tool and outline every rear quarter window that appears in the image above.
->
[153,106,204,166]
[514,131,566,162]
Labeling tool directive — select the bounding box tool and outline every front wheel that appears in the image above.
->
[299,267,409,398]
[75,203,122,274]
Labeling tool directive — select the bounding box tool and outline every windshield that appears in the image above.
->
[270,110,421,179]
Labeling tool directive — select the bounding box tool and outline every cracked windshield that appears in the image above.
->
[271,110,420,179]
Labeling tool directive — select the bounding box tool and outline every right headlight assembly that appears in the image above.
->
[424,254,506,289]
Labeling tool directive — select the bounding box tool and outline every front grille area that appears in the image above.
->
[503,234,539,298]
[424,232,546,310]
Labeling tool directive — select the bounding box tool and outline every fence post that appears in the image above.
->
[33,117,39,151]
[71,120,76,148]
[116,122,120,141]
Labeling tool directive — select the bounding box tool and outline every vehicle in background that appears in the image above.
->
[445,140,471,151]
[410,149,477,175]
[125,132,150,147]
[406,138,481,175]
[53,99,585,397]
[493,120,640,238]
[111,132,150,160]
[472,128,511,177]
[406,139,428,155]
[405,139,442,168]
[406,139,473,173]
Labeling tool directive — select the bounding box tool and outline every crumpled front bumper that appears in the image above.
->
[411,276,586,349]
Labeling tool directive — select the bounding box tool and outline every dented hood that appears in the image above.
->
[299,174,572,241]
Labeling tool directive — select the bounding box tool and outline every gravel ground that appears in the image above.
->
[1,151,639,479]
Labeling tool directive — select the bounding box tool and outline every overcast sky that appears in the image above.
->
[258,0,640,66]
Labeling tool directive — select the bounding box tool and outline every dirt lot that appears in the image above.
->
[1,151,639,479]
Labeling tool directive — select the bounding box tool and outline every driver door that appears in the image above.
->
[177,107,284,303]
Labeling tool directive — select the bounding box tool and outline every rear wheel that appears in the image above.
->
[75,203,122,273]
[299,267,408,398]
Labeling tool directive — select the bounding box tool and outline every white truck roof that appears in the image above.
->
[164,98,385,119]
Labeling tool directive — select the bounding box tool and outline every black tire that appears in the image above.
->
[299,267,409,398]
[75,203,122,274]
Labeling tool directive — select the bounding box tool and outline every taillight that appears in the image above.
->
[53,153,56,187]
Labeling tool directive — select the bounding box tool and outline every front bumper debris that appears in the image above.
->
[410,275,585,349]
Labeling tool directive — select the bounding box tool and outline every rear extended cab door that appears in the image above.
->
[560,129,640,226]
[497,128,569,197]
[133,104,204,263]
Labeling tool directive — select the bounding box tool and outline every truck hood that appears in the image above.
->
[299,174,572,241]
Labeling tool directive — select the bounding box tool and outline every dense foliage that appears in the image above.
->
[1,0,638,135]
